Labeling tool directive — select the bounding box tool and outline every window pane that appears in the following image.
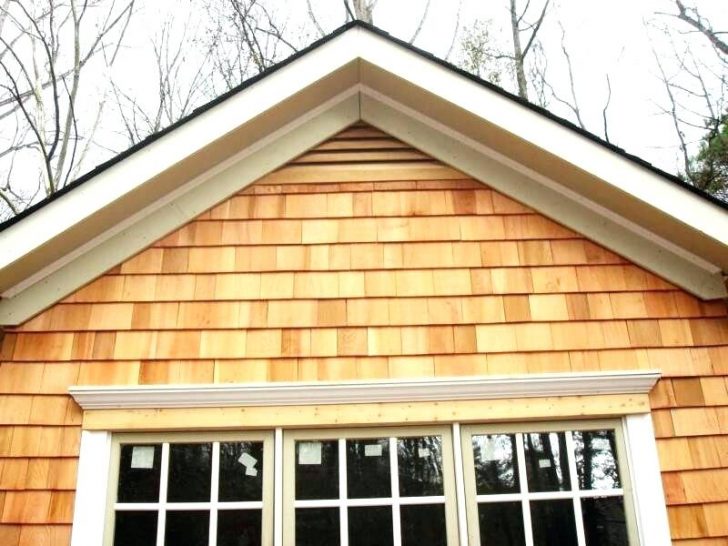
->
[398,436,444,496]
[219,441,264,502]
[165,510,209,546]
[117,444,162,502]
[349,506,393,546]
[573,430,622,490]
[523,433,571,492]
[217,509,262,546]
[472,434,520,495]
[478,502,525,545]
[167,443,212,502]
[530,500,577,546]
[295,440,339,500]
[582,497,628,546]
[347,438,391,499]
[400,504,447,546]
[295,507,339,546]
[113,511,157,546]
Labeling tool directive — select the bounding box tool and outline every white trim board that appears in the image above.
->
[69,370,660,410]
[359,90,726,299]
[3,25,728,325]
[0,90,360,324]
[70,430,112,546]
[623,413,672,545]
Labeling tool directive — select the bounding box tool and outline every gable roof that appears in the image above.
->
[0,21,726,325]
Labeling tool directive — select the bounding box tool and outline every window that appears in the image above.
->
[461,422,638,546]
[106,432,274,546]
[103,421,646,546]
[283,427,459,546]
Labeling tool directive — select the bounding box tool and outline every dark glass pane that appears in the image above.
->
[295,507,339,546]
[398,436,444,497]
[347,438,391,499]
[472,434,520,495]
[167,443,212,502]
[478,502,525,545]
[349,506,393,546]
[573,430,622,490]
[219,441,264,502]
[582,497,628,546]
[295,440,339,500]
[113,511,158,546]
[218,509,262,546]
[400,504,446,546]
[523,433,570,492]
[531,500,577,546]
[165,510,209,546]
[117,444,162,502]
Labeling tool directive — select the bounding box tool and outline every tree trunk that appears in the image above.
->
[352,0,375,24]
[509,0,528,100]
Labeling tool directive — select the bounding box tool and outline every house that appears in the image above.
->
[0,20,726,546]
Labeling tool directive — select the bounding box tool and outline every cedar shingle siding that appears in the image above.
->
[1,125,727,544]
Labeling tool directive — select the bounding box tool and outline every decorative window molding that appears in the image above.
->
[69,370,661,410]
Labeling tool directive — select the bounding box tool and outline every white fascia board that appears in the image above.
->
[360,90,726,299]
[0,29,363,272]
[354,30,728,248]
[69,370,661,410]
[0,89,360,324]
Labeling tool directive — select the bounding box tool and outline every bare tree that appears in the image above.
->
[671,0,728,57]
[652,2,727,197]
[307,0,432,45]
[457,0,551,103]
[509,0,550,100]
[111,16,214,145]
[0,0,135,218]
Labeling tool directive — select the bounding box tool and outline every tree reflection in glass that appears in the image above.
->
[523,433,570,492]
[398,436,444,497]
[572,430,622,490]
[472,434,520,495]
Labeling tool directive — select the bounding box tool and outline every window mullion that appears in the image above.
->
[565,431,587,546]
[389,437,402,546]
[156,442,170,546]
[274,428,283,546]
[209,441,220,546]
[451,424,469,546]
[515,433,534,546]
[339,438,349,546]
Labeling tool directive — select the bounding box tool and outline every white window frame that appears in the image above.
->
[282,426,460,546]
[69,372,670,546]
[71,415,670,546]
[100,431,274,546]
[460,420,637,546]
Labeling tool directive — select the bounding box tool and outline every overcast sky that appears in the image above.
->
[117,0,726,176]
[1,0,726,219]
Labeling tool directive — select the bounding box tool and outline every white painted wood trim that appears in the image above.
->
[623,413,673,546]
[360,90,726,299]
[70,430,113,546]
[3,24,728,325]
[356,30,728,247]
[0,90,359,324]
[69,370,660,410]
[451,424,469,546]
[0,30,360,272]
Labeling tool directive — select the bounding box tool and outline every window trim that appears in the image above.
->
[71,414,671,546]
[100,431,275,546]
[282,425,460,546]
[460,419,638,546]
